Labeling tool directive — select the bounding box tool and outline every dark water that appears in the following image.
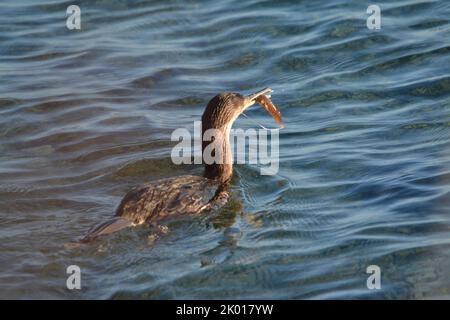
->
[1,0,450,299]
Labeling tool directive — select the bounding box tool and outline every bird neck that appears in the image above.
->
[202,122,233,184]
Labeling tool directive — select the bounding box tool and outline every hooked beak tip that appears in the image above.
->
[247,88,273,101]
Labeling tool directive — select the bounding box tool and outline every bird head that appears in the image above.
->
[201,88,284,132]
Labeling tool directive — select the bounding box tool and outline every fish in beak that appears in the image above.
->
[245,88,285,128]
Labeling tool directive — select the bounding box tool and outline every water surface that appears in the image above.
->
[1,0,450,299]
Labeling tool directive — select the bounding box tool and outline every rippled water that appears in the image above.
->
[1,0,450,299]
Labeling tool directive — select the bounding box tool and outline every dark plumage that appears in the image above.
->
[82,88,283,242]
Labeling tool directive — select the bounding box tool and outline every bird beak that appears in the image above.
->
[247,88,273,101]
[245,88,285,128]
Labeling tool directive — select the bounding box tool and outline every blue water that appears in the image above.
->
[1,0,450,299]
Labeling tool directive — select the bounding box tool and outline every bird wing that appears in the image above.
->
[115,175,220,224]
